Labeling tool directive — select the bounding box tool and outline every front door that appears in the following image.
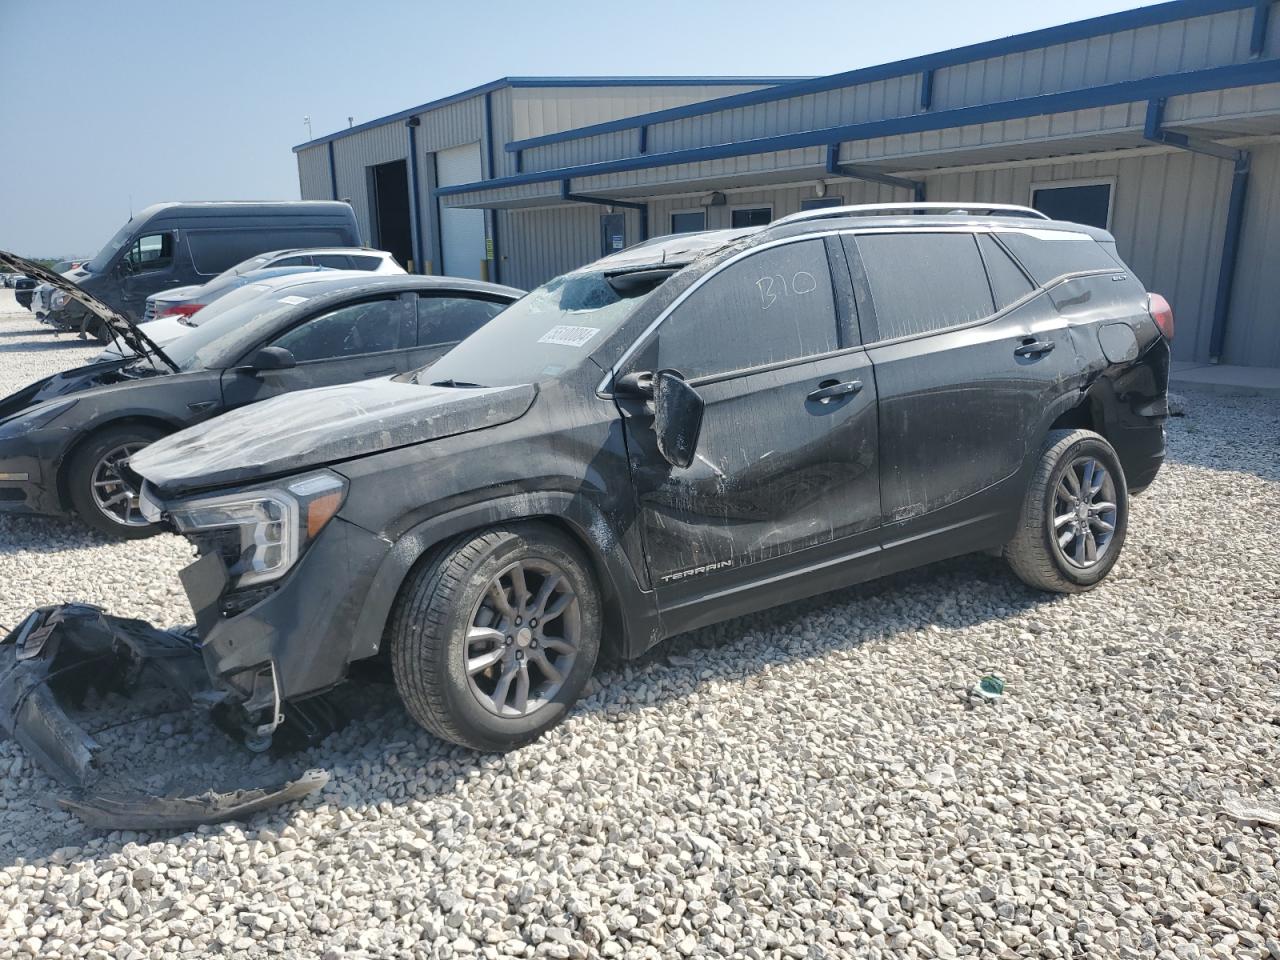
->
[600,214,626,257]
[221,292,419,408]
[617,237,880,605]
[118,231,181,319]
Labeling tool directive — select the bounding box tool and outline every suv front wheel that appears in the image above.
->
[1005,429,1129,593]
[390,523,602,751]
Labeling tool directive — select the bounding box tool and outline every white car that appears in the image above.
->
[95,270,373,362]
[142,247,406,320]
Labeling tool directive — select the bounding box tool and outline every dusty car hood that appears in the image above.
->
[0,358,165,422]
[0,250,179,373]
[132,378,538,496]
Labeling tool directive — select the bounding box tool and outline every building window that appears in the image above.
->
[730,206,772,228]
[670,211,707,234]
[1030,181,1113,229]
[800,196,845,210]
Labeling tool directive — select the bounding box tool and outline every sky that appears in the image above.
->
[0,0,1159,257]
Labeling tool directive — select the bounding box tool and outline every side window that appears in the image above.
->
[186,229,347,274]
[416,295,508,346]
[272,296,409,362]
[977,234,1035,309]
[657,239,838,379]
[313,254,354,269]
[124,233,173,271]
[998,233,1123,286]
[346,255,383,270]
[853,233,995,340]
[273,255,315,267]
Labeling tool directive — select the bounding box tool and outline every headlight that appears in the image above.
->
[0,398,78,440]
[167,470,347,588]
[51,290,71,310]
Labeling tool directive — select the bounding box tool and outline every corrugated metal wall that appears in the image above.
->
[296,146,332,201]
[330,123,410,244]
[499,204,641,291]
[1224,141,1280,367]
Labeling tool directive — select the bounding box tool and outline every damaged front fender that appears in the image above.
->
[0,605,328,830]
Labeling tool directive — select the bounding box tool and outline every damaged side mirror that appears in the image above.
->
[652,369,704,469]
[243,346,297,373]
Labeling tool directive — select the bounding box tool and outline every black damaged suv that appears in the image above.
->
[131,203,1171,751]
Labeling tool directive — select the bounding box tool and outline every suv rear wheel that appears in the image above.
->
[390,523,601,751]
[1005,429,1129,593]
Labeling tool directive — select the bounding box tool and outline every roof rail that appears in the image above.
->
[773,202,1050,227]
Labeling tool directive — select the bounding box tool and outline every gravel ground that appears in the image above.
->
[0,286,1277,960]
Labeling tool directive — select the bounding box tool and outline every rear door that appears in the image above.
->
[617,237,881,606]
[407,293,510,369]
[220,292,419,408]
[848,229,1074,529]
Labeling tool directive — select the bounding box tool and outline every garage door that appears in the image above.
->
[435,143,486,280]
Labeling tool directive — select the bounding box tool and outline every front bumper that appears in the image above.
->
[0,604,328,829]
[0,448,63,517]
[181,516,392,707]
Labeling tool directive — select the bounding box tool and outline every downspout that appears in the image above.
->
[484,91,501,284]
[825,144,926,202]
[327,141,339,201]
[404,118,425,274]
[560,181,649,244]
[1144,98,1250,362]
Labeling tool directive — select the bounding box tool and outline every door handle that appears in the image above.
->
[806,379,863,403]
[1014,338,1056,358]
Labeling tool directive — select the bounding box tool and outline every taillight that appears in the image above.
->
[1148,293,1174,341]
[157,303,202,319]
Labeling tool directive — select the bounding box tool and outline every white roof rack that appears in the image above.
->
[773,201,1050,227]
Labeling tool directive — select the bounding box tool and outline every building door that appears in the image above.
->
[435,143,487,280]
[600,213,626,257]
[370,160,414,270]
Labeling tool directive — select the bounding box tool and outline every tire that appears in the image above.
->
[1004,429,1129,593]
[65,423,168,539]
[390,523,601,751]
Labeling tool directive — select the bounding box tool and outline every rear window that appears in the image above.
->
[186,229,347,274]
[977,235,1035,309]
[997,233,1121,286]
[853,233,995,341]
[348,255,384,270]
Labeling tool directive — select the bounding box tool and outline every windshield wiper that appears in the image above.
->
[430,378,486,389]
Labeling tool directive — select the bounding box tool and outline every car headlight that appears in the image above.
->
[0,398,78,440]
[51,290,71,310]
[167,470,347,589]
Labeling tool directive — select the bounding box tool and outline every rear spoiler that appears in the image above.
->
[0,250,180,373]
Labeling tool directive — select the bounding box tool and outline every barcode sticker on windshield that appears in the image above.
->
[538,325,600,348]
[278,295,308,305]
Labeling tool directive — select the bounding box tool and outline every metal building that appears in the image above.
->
[296,0,1280,366]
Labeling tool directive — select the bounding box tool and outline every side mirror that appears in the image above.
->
[245,346,297,372]
[652,369,704,469]
[614,370,654,398]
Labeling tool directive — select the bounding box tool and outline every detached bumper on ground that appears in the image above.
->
[0,604,327,830]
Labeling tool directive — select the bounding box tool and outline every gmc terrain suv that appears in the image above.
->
[126,202,1170,752]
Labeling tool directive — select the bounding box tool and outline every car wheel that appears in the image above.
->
[1004,429,1129,593]
[66,423,167,539]
[390,523,601,751]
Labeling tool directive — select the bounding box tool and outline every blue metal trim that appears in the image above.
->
[1251,0,1272,55]
[1144,97,1252,361]
[920,69,935,110]
[327,141,338,201]
[515,149,523,173]
[826,144,926,200]
[639,125,648,154]
[484,92,501,283]
[561,181,649,241]
[439,58,1280,197]
[405,119,425,274]
[503,0,1253,154]
[290,76,804,152]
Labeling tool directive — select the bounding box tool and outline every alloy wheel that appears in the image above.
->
[465,559,581,718]
[90,442,149,528]
[1052,456,1118,569]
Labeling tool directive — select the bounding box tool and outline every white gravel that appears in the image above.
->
[0,287,1278,959]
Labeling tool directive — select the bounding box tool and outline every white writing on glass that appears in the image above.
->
[755,271,818,310]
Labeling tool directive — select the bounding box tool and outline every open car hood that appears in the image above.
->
[0,250,180,373]
[132,377,538,496]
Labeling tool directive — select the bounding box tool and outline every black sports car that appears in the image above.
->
[0,251,522,537]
